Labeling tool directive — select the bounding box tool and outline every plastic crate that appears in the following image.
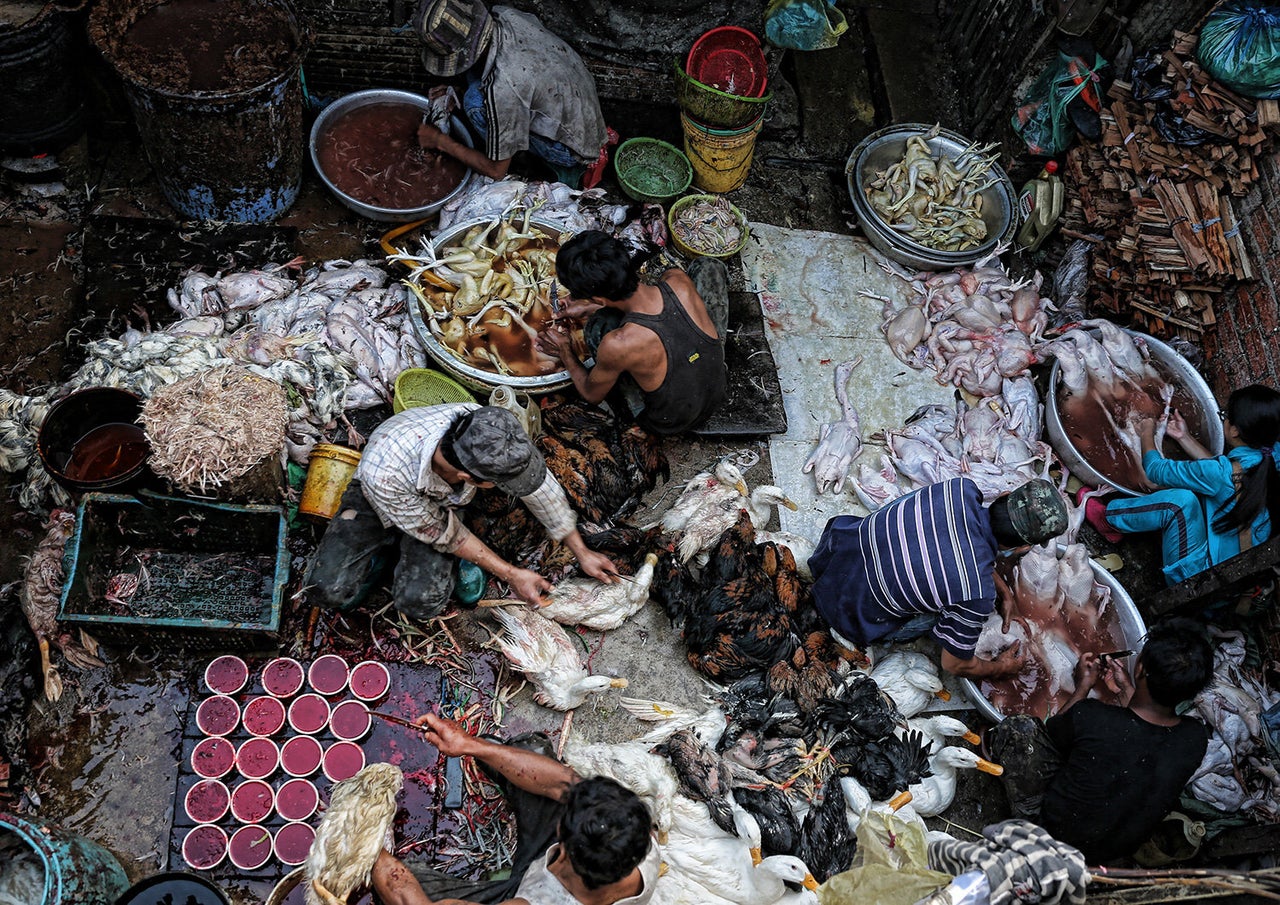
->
[58,492,288,651]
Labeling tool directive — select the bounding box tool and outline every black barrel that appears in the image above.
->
[37,387,151,495]
[0,1,86,154]
[88,0,308,223]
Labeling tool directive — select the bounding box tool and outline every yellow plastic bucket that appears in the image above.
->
[299,444,362,521]
[681,111,763,193]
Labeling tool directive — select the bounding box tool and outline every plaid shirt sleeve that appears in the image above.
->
[520,471,577,541]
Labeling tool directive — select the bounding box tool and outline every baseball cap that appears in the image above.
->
[414,0,494,77]
[451,407,546,497]
[1007,479,1069,544]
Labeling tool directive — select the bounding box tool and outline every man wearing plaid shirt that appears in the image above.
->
[307,404,619,619]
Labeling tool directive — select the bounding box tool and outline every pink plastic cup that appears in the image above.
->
[228,824,274,871]
[308,654,349,696]
[182,824,228,870]
[204,655,249,695]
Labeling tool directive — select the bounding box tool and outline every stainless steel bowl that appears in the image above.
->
[1045,330,1224,495]
[405,215,573,394]
[960,549,1148,723]
[310,90,474,223]
[847,123,1016,270]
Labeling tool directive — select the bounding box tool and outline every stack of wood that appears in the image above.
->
[1060,30,1280,338]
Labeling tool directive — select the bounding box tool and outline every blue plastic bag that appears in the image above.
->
[1198,1,1280,99]
[763,0,848,51]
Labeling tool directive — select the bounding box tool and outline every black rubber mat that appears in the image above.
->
[694,289,788,437]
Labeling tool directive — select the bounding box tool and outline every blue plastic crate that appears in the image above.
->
[58,492,289,651]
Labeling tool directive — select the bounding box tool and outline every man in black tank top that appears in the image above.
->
[536,230,728,435]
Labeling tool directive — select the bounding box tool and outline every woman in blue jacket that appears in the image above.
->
[1090,384,1280,585]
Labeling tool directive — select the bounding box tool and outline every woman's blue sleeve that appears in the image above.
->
[1143,451,1232,498]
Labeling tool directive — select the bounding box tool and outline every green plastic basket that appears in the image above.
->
[614,138,694,204]
[674,61,772,131]
[393,368,476,413]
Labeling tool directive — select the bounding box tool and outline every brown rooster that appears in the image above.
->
[19,510,104,701]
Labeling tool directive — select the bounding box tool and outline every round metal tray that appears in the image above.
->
[1044,329,1223,495]
[847,123,1015,269]
[310,90,474,223]
[404,215,573,394]
[959,548,1148,723]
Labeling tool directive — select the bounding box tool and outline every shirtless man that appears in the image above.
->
[536,230,728,435]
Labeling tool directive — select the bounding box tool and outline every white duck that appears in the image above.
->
[902,746,1003,818]
[563,738,679,838]
[489,606,628,710]
[803,357,864,494]
[908,714,982,752]
[306,763,403,905]
[661,458,748,534]
[677,485,798,564]
[661,796,817,905]
[537,553,659,631]
[870,651,948,718]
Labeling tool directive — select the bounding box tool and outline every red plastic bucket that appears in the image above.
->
[686,27,767,98]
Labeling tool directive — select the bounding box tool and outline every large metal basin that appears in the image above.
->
[310,90,473,223]
[847,123,1016,270]
[960,549,1147,723]
[1045,329,1223,495]
[405,215,573,394]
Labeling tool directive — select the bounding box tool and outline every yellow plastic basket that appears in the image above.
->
[392,368,476,413]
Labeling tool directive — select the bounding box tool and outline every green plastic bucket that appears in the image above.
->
[674,61,771,130]
[0,812,129,905]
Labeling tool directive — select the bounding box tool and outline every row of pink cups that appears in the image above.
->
[192,734,368,782]
[195,694,374,741]
[204,654,390,701]
[183,820,316,871]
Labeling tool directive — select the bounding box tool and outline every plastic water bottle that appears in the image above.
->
[1015,160,1064,252]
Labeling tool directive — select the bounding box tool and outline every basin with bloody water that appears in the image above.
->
[276,778,319,821]
[184,779,230,823]
[243,696,287,736]
[237,737,280,780]
[204,655,249,695]
[182,825,228,870]
[228,824,274,871]
[281,735,323,777]
[323,741,366,782]
[349,661,390,702]
[230,779,274,823]
[273,822,316,867]
[196,695,240,737]
[330,700,372,741]
[288,693,330,734]
[308,655,349,695]
[262,657,305,697]
[191,736,236,779]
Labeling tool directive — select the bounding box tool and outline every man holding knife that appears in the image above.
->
[984,618,1213,863]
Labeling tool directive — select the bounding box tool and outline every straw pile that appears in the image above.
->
[141,365,287,494]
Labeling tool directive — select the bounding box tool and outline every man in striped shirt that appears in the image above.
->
[307,404,619,619]
[808,477,1067,678]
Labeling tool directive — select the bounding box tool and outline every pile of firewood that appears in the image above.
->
[1060,30,1279,338]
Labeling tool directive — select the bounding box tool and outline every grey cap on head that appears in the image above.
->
[451,406,546,497]
[1007,478,1069,544]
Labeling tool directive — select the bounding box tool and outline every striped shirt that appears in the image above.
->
[808,478,998,659]
[355,403,576,553]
